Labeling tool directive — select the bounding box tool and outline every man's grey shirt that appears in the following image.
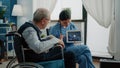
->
[22,27,59,54]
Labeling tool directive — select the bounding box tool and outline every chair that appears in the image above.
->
[6,32,65,68]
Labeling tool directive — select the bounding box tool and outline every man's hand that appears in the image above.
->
[49,35,65,48]
[58,40,65,48]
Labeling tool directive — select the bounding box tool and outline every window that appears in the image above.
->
[51,0,83,20]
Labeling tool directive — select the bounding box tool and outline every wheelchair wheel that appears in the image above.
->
[6,57,17,68]
[11,62,44,68]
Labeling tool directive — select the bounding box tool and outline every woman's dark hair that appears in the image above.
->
[59,8,71,21]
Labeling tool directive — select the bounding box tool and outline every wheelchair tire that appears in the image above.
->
[6,57,17,68]
[11,62,44,68]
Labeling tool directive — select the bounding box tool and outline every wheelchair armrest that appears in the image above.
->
[54,44,63,49]
[54,43,65,48]
[49,44,64,59]
[5,31,21,37]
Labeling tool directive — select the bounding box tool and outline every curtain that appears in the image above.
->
[107,22,116,57]
[108,0,120,60]
[82,0,117,59]
[33,0,57,13]
[82,0,114,28]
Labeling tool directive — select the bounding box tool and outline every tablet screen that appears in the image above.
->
[66,30,81,43]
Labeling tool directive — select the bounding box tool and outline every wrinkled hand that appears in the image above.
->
[58,40,65,48]
[49,35,65,48]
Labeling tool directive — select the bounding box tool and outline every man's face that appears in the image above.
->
[41,17,50,29]
[60,19,71,27]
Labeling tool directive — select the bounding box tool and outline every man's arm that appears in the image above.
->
[22,27,60,54]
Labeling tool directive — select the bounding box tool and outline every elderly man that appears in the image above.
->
[18,8,76,68]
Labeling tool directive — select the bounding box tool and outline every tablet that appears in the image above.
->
[66,30,81,43]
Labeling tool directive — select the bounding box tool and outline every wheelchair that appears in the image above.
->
[6,32,65,68]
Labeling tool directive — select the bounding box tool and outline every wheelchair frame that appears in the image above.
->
[6,32,64,68]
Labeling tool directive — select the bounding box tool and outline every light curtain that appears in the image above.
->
[108,0,120,60]
[82,0,114,28]
[107,22,116,58]
[82,0,117,59]
[33,0,57,13]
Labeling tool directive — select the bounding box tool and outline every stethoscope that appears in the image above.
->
[59,22,71,35]
[60,22,62,35]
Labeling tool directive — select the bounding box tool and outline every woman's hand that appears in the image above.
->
[59,34,64,40]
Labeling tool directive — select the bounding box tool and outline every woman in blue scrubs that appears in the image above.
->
[49,9,95,68]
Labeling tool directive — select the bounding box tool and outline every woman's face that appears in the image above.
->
[60,19,71,27]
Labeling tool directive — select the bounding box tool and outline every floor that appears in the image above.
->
[93,58,100,68]
[0,58,100,68]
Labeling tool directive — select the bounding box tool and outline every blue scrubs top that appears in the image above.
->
[49,22,77,47]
